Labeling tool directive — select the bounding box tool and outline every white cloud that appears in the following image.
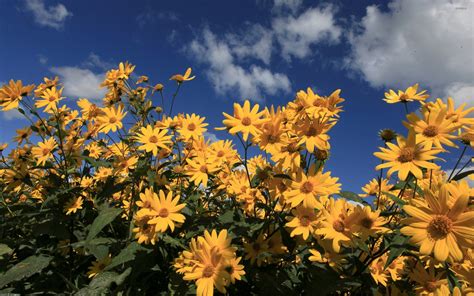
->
[188,28,291,102]
[49,66,106,101]
[2,109,24,121]
[136,9,179,29]
[272,0,303,14]
[347,0,474,103]
[24,0,72,30]
[272,5,342,60]
[82,52,114,71]
[226,24,274,65]
[445,83,474,107]
[203,132,220,143]
[38,54,48,65]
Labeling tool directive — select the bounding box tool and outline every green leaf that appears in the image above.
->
[105,242,148,270]
[0,255,52,288]
[384,235,410,269]
[452,170,474,181]
[86,205,122,241]
[383,191,407,206]
[337,191,369,206]
[0,244,12,258]
[219,210,235,224]
[75,267,131,296]
[162,235,186,249]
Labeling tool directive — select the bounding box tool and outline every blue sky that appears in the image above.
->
[1,0,473,192]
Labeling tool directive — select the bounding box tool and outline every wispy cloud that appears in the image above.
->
[24,0,72,30]
[136,9,179,29]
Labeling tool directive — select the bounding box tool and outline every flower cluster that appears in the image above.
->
[0,64,473,296]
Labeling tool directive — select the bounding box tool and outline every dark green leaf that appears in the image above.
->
[86,205,122,241]
[0,255,52,288]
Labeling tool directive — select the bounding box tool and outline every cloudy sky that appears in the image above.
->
[0,0,473,192]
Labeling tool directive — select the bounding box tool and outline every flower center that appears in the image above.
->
[300,215,311,227]
[399,94,409,101]
[428,215,453,240]
[301,181,314,194]
[42,148,51,156]
[149,135,158,143]
[158,208,169,218]
[252,242,261,252]
[109,117,117,124]
[286,143,299,153]
[266,134,279,143]
[187,123,196,131]
[224,265,234,274]
[202,265,215,278]
[48,96,58,102]
[398,147,415,163]
[241,117,252,126]
[360,217,374,229]
[424,281,437,292]
[305,126,319,137]
[423,125,439,138]
[333,220,345,233]
[217,151,225,157]
[199,165,208,173]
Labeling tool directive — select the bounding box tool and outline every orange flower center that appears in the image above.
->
[398,147,415,163]
[333,220,345,232]
[224,265,234,274]
[42,148,51,156]
[48,96,58,102]
[203,265,215,278]
[305,126,319,137]
[300,215,311,227]
[109,117,117,124]
[399,94,409,101]
[360,217,374,229]
[187,123,196,131]
[424,281,437,292]
[423,125,439,138]
[252,242,261,252]
[158,208,169,218]
[428,215,453,240]
[266,134,279,143]
[217,151,225,157]
[149,135,158,143]
[301,181,314,194]
[200,165,208,173]
[286,143,299,153]
[241,117,252,126]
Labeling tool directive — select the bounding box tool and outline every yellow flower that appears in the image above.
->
[284,165,340,208]
[222,100,267,141]
[243,234,268,266]
[133,215,160,245]
[147,190,186,232]
[285,205,318,240]
[346,206,389,239]
[405,106,460,149]
[170,67,195,83]
[97,105,127,133]
[295,118,333,153]
[186,156,220,187]
[31,137,57,166]
[220,257,245,285]
[360,178,392,197]
[315,198,354,253]
[383,83,429,104]
[374,129,440,180]
[135,125,172,156]
[13,127,32,144]
[0,80,35,111]
[64,196,83,215]
[35,86,64,112]
[401,186,473,262]
[409,264,450,295]
[178,113,208,141]
[87,255,112,278]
